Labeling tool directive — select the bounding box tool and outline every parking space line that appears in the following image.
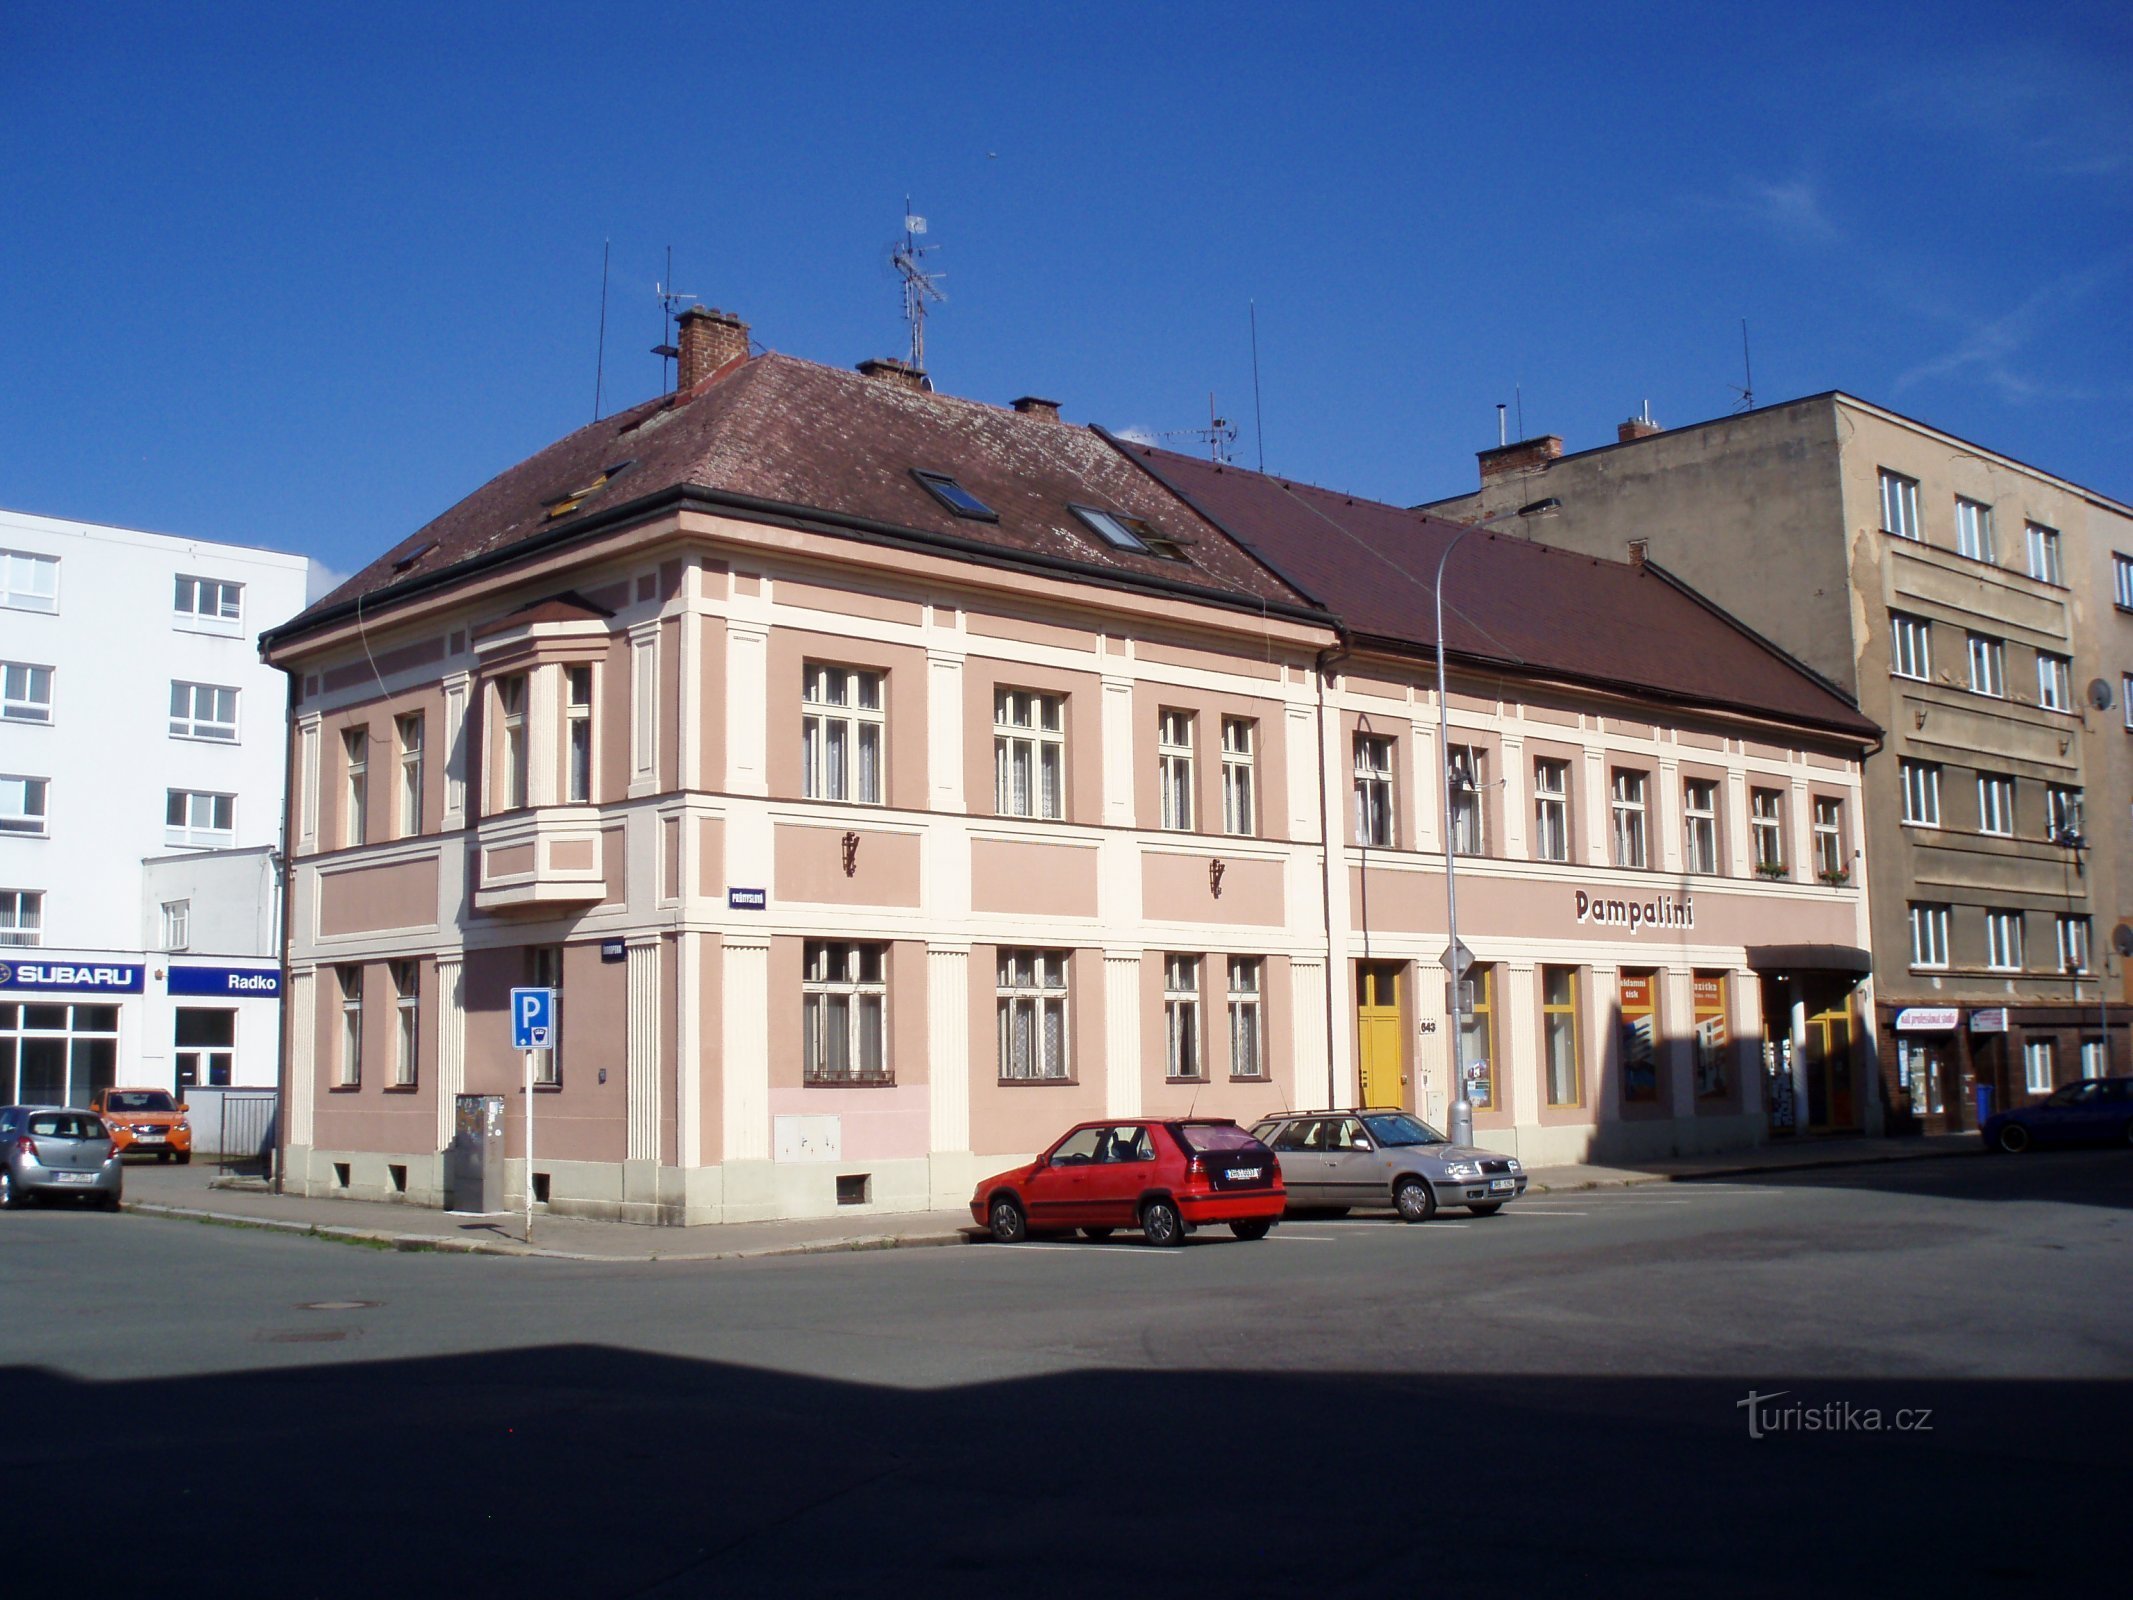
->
[1499,1210,1587,1217]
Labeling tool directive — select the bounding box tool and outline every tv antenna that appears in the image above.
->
[1729,318,1755,412]
[891,200,946,372]
[650,245,697,392]
[1161,393,1239,464]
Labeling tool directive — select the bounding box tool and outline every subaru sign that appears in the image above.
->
[510,986,557,1051]
[168,965,282,998]
[0,960,145,994]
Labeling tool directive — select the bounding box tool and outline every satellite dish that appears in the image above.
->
[2114,923,2133,959]
[2089,678,2115,712]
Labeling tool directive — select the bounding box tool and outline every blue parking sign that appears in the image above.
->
[510,986,557,1050]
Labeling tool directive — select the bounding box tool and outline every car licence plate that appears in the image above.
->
[1488,1178,1516,1193]
[1228,1166,1264,1182]
[136,1132,166,1143]
[53,1172,95,1185]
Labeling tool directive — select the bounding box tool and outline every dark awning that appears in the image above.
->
[1745,944,1873,975]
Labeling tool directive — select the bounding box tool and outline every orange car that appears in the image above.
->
[90,1088,194,1163]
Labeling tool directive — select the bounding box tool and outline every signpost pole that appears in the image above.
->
[523,1046,534,1245]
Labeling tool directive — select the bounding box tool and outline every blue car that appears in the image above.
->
[1982,1077,2133,1154]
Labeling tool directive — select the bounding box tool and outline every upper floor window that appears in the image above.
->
[1967,633,2005,697]
[801,664,882,806]
[1682,778,1719,874]
[1900,759,1941,827]
[1448,745,1486,856]
[497,675,528,810]
[1532,757,1570,863]
[1812,797,1847,880]
[994,689,1063,820]
[1985,909,2024,972]
[1909,902,1949,969]
[2036,652,2071,713]
[1889,612,1932,680]
[1878,471,1920,540]
[161,899,190,951]
[1352,734,1394,847]
[1954,497,1995,563]
[169,681,238,741]
[1610,768,1648,868]
[1220,717,1257,837]
[2116,554,2133,610]
[996,950,1069,1081]
[527,946,562,1086]
[1,663,52,724]
[1977,773,2014,836]
[2058,915,2092,975]
[565,666,593,804]
[395,713,424,838]
[803,941,888,1085]
[2025,523,2062,584]
[1750,787,1786,875]
[342,728,369,846]
[2045,785,2083,843]
[1158,711,1195,831]
[0,889,41,947]
[172,574,242,628]
[0,551,58,614]
[166,788,233,848]
[0,775,49,837]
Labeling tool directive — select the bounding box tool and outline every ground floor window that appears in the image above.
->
[1694,973,1729,1098]
[1459,965,1496,1109]
[2023,1038,2054,1094]
[1897,1038,1946,1117]
[996,950,1068,1081]
[1228,958,1264,1079]
[804,941,888,1084]
[2081,1039,2109,1079]
[174,1008,234,1087]
[0,1001,118,1106]
[1164,955,1203,1080]
[1542,966,1582,1106]
[1619,972,1658,1104]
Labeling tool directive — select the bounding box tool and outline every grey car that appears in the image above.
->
[0,1106,124,1210]
[1250,1110,1527,1221]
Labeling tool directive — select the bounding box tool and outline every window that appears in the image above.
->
[1985,910,2024,971]
[996,950,1069,1081]
[1610,769,1648,868]
[2125,675,2133,730]
[1158,711,1195,830]
[1,663,52,723]
[172,574,241,626]
[1542,966,1581,1106]
[164,789,234,847]
[169,681,238,741]
[1619,972,1658,1104]
[1751,788,1786,875]
[1069,504,1149,552]
[161,899,190,951]
[2045,785,2083,843]
[497,675,528,809]
[342,728,368,845]
[0,550,58,613]
[1878,470,1920,540]
[802,941,887,1084]
[396,713,424,837]
[1164,955,1202,1079]
[565,667,593,803]
[1812,798,1846,880]
[1532,758,1569,862]
[1900,760,1941,826]
[1693,974,1729,1098]
[0,889,41,947]
[1977,774,2014,836]
[801,664,884,805]
[0,775,48,836]
[1954,497,1995,563]
[1448,745,1486,856]
[1909,903,1949,968]
[993,689,1064,820]
[2058,915,2091,975]
[2026,523,2062,584]
[1228,958,1264,1079]
[336,965,363,1087]
[1220,718,1256,836]
[1682,778,1719,874]
[2036,653,2071,712]
[1458,965,1496,1109]
[392,960,419,1088]
[2024,1039,2054,1095]
[527,946,562,1086]
[1968,633,2005,697]
[1352,734,1394,847]
[2117,554,2133,610]
[1889,612,1932,680]
[911,470,996,521]
[173,1008,234,1088]
[2081,1040,2109,1079]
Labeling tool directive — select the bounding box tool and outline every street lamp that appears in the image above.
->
[1439,497,1559,1147]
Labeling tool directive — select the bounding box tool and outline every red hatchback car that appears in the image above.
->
[971,1118,1284,1246]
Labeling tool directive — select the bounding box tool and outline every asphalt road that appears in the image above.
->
[4,1151,2129,1596]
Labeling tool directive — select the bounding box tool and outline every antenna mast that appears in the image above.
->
[1730,318,1755,412]
[1160,394,1239,464]
[650,244,697,393]
[891,199,946,371]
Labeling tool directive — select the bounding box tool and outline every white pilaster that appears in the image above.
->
[1411,718,1439,854]
[1290,955,1329,1112]
[1725,768,1749,877]
[434,955,464,1153]
[1583,748,1609,866]
[676,931,701,1167]
[1498,734,1526,859]
[721,936,771,1161]
[287,968,315,1148]
[440,672,470,831]
[629,620,662,798]
[296,714,321,853]
[724,621,768,797]
[1285,703,1317,843]
[1104,951,1142,1117]
[1656,757,1681,873]
[626,936,661,1161]
[1101,674,1135,826]
[927,945,971,1153]
[928,652,966,814]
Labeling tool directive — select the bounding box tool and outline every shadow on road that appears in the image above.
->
[1682,1146,2133,1213]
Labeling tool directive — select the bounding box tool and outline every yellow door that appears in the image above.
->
[1357,964,1404,1108]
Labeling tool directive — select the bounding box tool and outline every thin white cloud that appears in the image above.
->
[1113,426,1158,446]
[1697,175,1841,246]
[1879,46,2133,181]
[1893,256,2129,402]
[306,560,353,603]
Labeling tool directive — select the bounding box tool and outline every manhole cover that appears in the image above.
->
[296,1300,380,1311]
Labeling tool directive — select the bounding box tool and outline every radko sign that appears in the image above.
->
[1573,890,1696,935]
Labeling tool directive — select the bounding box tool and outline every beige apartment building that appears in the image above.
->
[1428,394,2133,1132]
[259,314,1876,1225]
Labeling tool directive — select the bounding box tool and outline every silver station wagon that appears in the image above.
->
[1250,1109,1527,1221]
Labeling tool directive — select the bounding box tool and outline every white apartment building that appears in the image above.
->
[0,507,308,1107]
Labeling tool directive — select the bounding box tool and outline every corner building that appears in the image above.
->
[265,312,1878,1222]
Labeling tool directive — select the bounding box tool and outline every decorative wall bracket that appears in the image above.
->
[1209,857,1226,899]
[842,831,860,878]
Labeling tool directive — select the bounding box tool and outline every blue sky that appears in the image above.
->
[3,0,2128,593]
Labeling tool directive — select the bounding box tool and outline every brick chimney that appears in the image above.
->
[1477,434,1563,483]
[1618,414,1664,443]
[1011,395,1062,422]
[856,357,929,392]
[676,307,749,389]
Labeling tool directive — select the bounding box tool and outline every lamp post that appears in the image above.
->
[1439,497,1559,1147]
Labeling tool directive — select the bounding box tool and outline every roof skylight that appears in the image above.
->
[911,469,997,521]
[1070,505,1150,552]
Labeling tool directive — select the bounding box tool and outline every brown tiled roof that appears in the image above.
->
[1120,442,1879,740]
[273,354,1320,644]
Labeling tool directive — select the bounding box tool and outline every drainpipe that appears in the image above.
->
[1314,639,1351,1111]
[272,664,300,1195]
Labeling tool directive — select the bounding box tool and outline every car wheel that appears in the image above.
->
[1229,1218,1273,1241]
[1997,1123,2031,1155]
[99,1191,121,1213]
[159,1151,172,1164]
[1140,1197,1185,1247]
[1394,1178,1437,1223]
[987,1196,1028,1243]
[1468,1202,1503,1217]
[1080,1227,1114,1241]
[176,1152,191,1166]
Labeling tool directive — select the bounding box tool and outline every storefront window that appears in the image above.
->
[1459,965,1495,1110]
[1693,974,1729,1097]
[0,1002,118,1106]
[1543,966,1581,1106]
[1619,972,1658,1104]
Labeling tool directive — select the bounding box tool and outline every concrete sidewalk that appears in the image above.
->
[115,1132,1982,1262]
